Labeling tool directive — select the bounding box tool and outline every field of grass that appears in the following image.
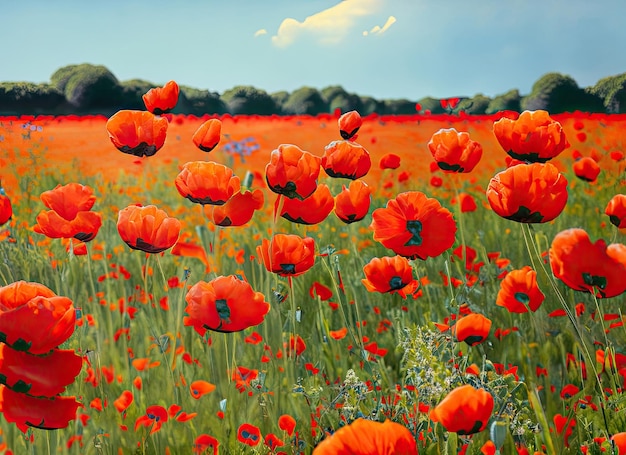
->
[0,109,625,455]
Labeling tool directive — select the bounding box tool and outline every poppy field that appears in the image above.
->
[0,83,625,455]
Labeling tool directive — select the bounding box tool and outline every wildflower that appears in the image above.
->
[0,386,80,431]
[278,414,296,436]
[193,434,220,455]
[334,180,371,224]
[237,423,261,446]
[549,228,626,298]
[0,186,12,226]
[265,144,321,200]
[430,385,494,435]
[338,110,362,140]
[190,380,216,399]
[184,275,270,334]
[493,110,569,162]
[452,313,492,346]
[175,161,240,205]
[573,157,601,182]
[312,418,417,454]
[379,153,401,170]
[427,128,483,172]
[192,118,222,152]
[361,256,418,297]
[370,191,456,260]
[257,234,316,277]
[279,184,334,225]
[208,189,264,227]
[117,205,181,254]
[134,405,168,434]
[486,162,568,223]
[106,110,168,157]
[322,140,371,179]
[496,266,545,313]
[113,390,134,413]
[142,80,179,115]
[605,194,626,228]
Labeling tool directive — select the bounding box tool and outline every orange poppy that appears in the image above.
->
[256,234,316,277]
[334,179,371,224]
[279,184,334,225]
[549,228,626,298]
[113,390,134,413]
[33,183,102,242]
[430,384,494,435]
[142,80,180,115]
[0,345,82,397]
[486,162,568,223]
[338,110,363,140]
[0,281,75,355]
[207,189,264,227]
[573,157,601,182]
[265,144,321,200]
[0,188,12,226]
[612,432,626,455]
[194,434,220,455]
[370,191,456,260]
[379,153,401,170]
[134,404,168,434]
[0,385,80,431]
[493,110,569,162]
[452,313,492,346]
[496,266,545,313]
[117,204,181,254]
[192,118,222,152]
[238,423,262,446]
[361,256,417,296]
[106,110,168,157]
[184,275,270,334]
[322,140,371,179]
[278,414,296,436]
[605,194,626,228]
[312,418,417,455]
[175,161,240,205]
[427,128,483,173]
[189,380,216,399]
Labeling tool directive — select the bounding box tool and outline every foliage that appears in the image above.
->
[180,85,228,116]
[51,63,123,113]
[588,73,626,113]
[521,72,605,113]
[456,94,492,115]
[282,87,328,115]
[220,85,279,115]
[486,89,521,114]
[0,82,66,114]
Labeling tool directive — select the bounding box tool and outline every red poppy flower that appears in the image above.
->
[370,191,456,260]
[362,256,417,297]
[0,345,82,397]
[278,414,296,436]
[334,180,371,224]
[338,110,363,140]
[430,385,494,435]
[605,194,626,228]
[175,161,240,205]
[117,205,181,254]
[134,405,168,434]
[288,334,306,357]
[573,157,601,182]
[322,140,371,179]
[257,234,316,277]
[192,118,222,152]
[612,432,626,454]
[184,275,270,334]
[427,128,483,173]
[452,313,492,346]
[265,144,321,200]
[549,228,626,298]
[142,80,179,115]
[207,189,264,227]
[0,281,75,355]
[238,423,262,446]
[106,110,168,157]
[379,153,401,170]
[312,418,417,455]
[455,193,477,213]
[493,110,569,162]
[194,434,220,455]
[0,190,12,226]
[189,380,216,399]
[113,390,134,413]
[496,266,545,313]
[0,385,80,431]
[486,162,568,223]
[33,183,102,242]
[279,184,334,225]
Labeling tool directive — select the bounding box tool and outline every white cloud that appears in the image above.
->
[271,0,382,47]
[364,15,396,36]
[254,28,268,37]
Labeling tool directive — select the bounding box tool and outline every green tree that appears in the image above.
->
[0,82,66,114]
[383,98,418,115]
[220,85,278,115]
[359,96,385,115]
[271,91,289,113]
[521,72,604,113]
[180,86,228,115]
[486,89,521,114]
[119,79,157,109]
[416,97,445,114]
[455,94,491,114]
[587,73,626,113]
[321,85,363,114]
[282,87,327,115]
[51,64,122,112]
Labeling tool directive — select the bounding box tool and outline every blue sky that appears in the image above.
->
[3,0,625,101]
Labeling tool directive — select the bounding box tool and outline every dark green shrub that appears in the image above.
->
[486,89,521,114]
[455,94,491,114]
[0,82,66,114]
[51,64,123,112]
[180,86,228,115]
[220,85,278,115]
[282,87,327,115]
[522,73,604,113]
[588,73,626,113]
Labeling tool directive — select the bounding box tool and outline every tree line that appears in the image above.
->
[0,63,625,116]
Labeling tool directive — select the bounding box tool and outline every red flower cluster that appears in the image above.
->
[0,281,81,431]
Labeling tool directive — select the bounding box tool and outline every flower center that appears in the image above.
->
[405,220,423,246]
